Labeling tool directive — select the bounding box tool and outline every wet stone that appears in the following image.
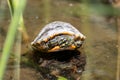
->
[31,50,86,80]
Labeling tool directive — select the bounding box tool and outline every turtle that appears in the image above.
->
[31,21,86,52]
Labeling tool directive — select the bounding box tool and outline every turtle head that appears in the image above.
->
[74,40,83,48]
[74,36,86,48]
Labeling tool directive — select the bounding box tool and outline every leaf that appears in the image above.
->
[57,76,67,80]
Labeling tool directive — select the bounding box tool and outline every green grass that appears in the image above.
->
[0,0,26,80]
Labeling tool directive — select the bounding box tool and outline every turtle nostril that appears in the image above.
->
[76,43,82,48]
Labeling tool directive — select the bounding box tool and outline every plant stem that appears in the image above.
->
[13,30,21,80]
[7,0,29,42]
[116,17,120,80]
[43,0,51,23]
[0,0,26,79]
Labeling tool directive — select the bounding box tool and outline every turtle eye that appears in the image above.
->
[81,37,85,41]
[40,41,45,45]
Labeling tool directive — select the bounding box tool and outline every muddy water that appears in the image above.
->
[0,0,117,80]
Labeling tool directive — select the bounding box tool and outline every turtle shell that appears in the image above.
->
[31,21,86,52]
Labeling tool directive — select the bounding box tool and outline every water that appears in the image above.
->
[0,0,118,80]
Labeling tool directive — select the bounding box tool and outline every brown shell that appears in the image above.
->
[31,21,86,52]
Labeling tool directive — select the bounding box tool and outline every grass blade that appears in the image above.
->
[0,0,26,79]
